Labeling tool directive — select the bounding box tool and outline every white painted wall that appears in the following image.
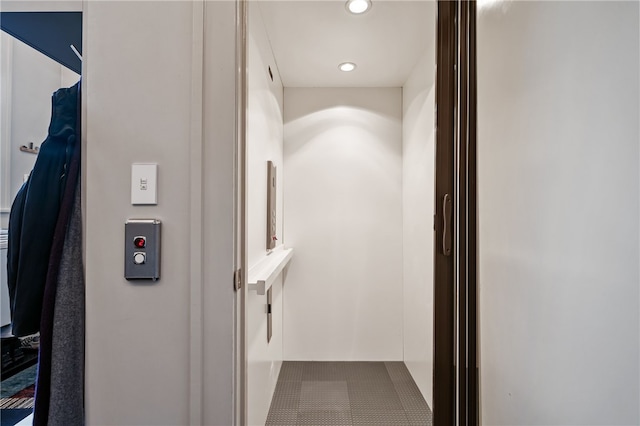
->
[247,3,284,267]
[61,65,79,88]
[0,32,10,225]
[84,2,238,425]
[0,32,79,325]
[283,87,403,361]
[8,37,58,203]
[84,3,192,423]
[246,3,285,425]
[201,2,239,424]
[478,1,639,424]
[402,46,435,406]
[0,32,79,227]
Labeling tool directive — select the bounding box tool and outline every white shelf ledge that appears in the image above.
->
[248,246,293,295]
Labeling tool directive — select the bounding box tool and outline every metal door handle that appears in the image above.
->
[442,193,452,256]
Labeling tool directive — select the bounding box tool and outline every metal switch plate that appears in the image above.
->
[125,219,161,281]
[267,161,277,250]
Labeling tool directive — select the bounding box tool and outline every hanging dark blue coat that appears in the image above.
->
[7,82,79,337]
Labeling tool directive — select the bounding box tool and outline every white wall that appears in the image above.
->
[84,3,192,423]
[478,2,639,424]
[201,2,239,424]
[246,3,285,425]
[402,46,435,406]
[84,2,238,425]
[247,3,284,267]
[8,37,59,200]
[0,32,79,228]
[0,32,79,325]
[283,87,403,361]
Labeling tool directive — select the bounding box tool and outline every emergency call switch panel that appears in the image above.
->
[125,219,161,281]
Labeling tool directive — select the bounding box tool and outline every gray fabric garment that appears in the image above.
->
[48,182,84,425]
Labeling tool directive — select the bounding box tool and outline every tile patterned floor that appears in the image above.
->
[266,362,433,426]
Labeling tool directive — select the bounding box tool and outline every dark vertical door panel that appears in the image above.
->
[457,1,479,425]
[434,1,478,425]
[433,2,457,425]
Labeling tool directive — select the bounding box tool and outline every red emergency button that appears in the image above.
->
[134,236,146,248]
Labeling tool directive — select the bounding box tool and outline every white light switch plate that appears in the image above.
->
[131,163,158,205]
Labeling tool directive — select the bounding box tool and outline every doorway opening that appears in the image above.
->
[240,1,439,425]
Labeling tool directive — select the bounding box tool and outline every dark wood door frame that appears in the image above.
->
[458,1,478,425]
[433,1,457,425]
[433,1,478,425]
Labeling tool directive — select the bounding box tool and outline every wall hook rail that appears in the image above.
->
[19,143,39,154]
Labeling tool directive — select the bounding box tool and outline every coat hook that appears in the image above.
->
[20,142,39,154]
[70,44,82,62]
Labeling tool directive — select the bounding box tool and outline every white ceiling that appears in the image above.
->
[256,0,435,88]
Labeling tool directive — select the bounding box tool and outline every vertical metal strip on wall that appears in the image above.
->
[457,0,469,421]
[466,2,478,424]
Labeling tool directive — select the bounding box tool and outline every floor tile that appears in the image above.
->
[297,410,352,425]
[302,362,347,381]
[347,384,404,411]
[270,381,301,409]
[344,362,392,383]
[279,362,304,382]
[265,408,298,426]
[351,409,411,425]
[384,362,414,383]
[266,361,433,426]
[406,409,433,426]
[299,381,350,412]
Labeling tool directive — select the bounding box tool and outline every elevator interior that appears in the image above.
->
[244,1,437,424]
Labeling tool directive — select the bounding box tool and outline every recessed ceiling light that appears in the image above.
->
[477,0,500,9]
[346,0,371,15]
[339,62,357,72]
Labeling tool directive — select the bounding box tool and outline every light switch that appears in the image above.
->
[131,163,158,205]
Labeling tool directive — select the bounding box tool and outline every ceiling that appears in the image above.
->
[256,0,435,88]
